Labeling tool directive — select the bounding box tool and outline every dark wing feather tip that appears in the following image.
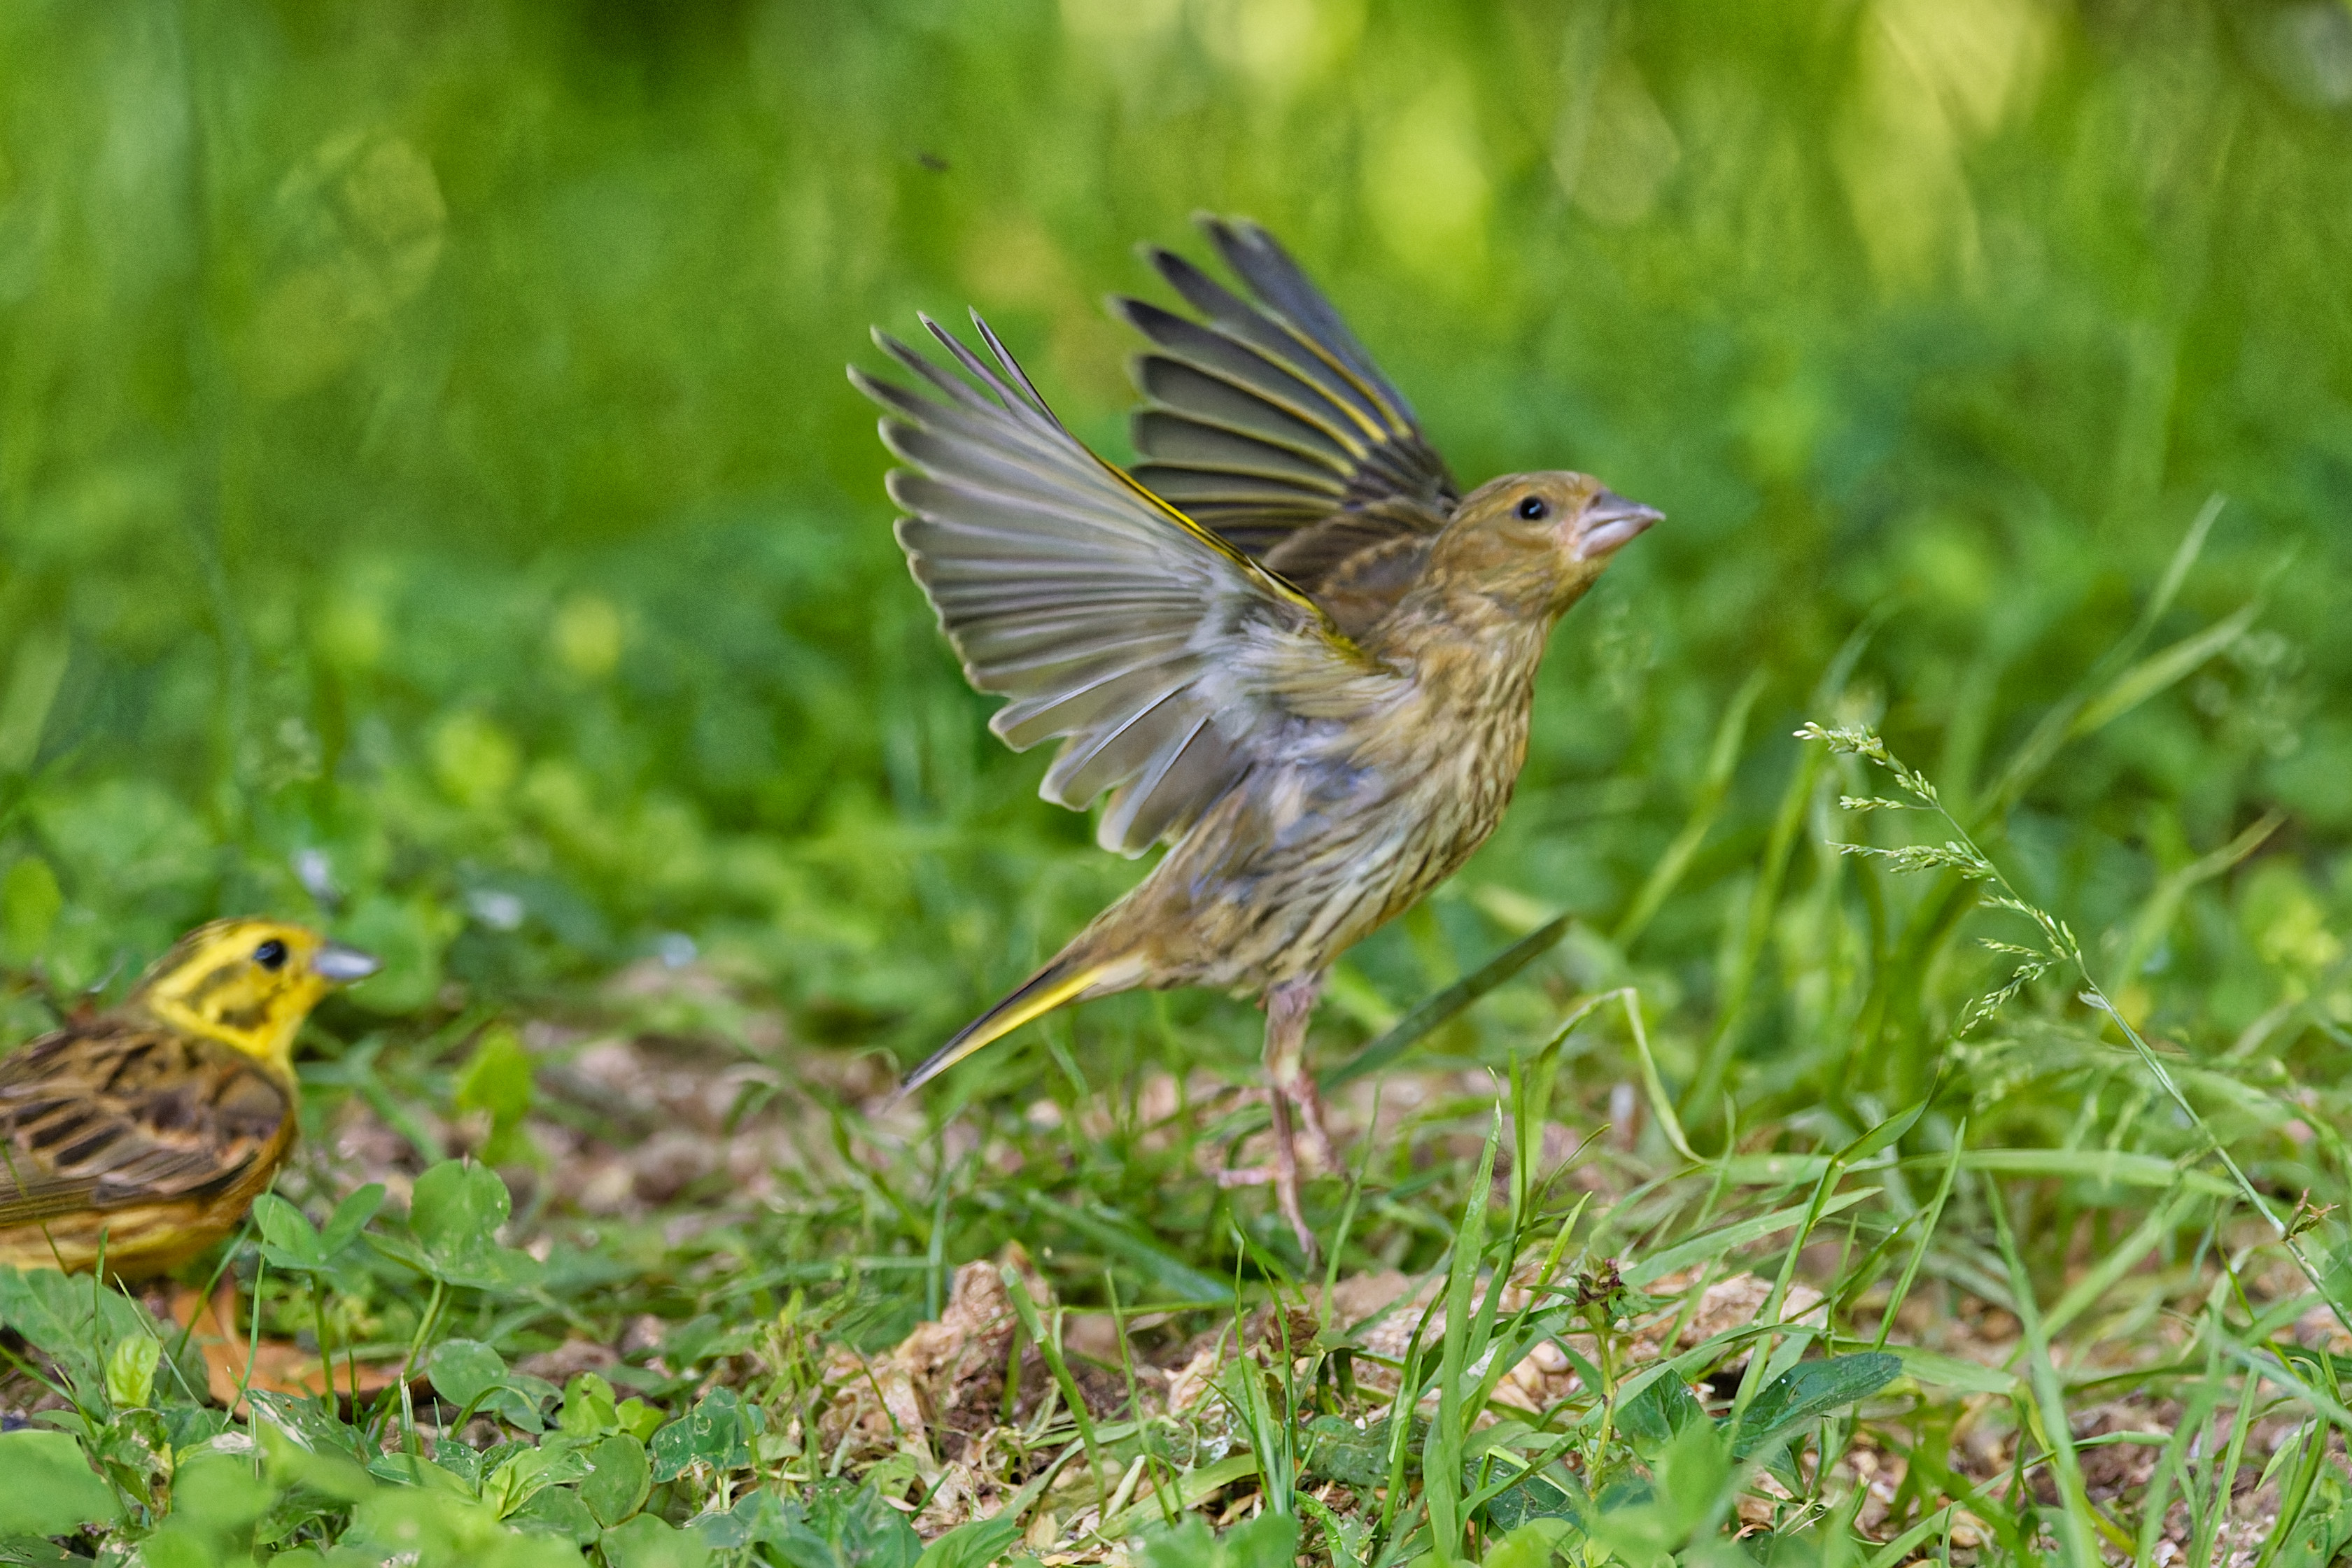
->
[1117,218,1459,613]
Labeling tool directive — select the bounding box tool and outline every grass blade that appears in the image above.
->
[1613,669,1766,950]
[1421,1105,1502,1565]
[1000,1266,1110,1506]
[1021,1192,1234,1304]
[1624,1188,1877,1287]
[1988,1181,2111,1563]
[1321,914,1573,1089]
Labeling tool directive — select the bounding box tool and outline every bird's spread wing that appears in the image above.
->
[1112,216,1458,589]
[854,313,1393,855]
[0,1025,290,1225]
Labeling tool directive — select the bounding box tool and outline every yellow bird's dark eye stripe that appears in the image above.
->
[183,964,246,1005]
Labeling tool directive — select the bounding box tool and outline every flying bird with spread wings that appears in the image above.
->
[852,216,1659,1253]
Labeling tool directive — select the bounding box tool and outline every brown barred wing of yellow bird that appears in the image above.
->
[851,216,1659,1254]
[0,918,379,1276]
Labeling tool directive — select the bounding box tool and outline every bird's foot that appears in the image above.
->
[1225,1077,1342,1173]
[1285,1071,1342,1175]
[1218,1082,1324,1261]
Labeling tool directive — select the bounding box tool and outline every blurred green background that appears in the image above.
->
[2,0,2347,1094]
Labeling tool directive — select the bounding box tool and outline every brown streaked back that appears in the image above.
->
[0,1023,293,1232]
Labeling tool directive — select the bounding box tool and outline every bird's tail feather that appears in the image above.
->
[898,952,1142,1096]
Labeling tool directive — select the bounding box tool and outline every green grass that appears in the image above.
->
[4,1,2352,1564]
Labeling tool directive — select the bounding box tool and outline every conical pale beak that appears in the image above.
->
[1572,491,1664,561]
[314,942,382,984]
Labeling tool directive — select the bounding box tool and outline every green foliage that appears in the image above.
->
[648,1387,761,1483]
[687,1483,920,1568]
[1301,1414,1406,1489]
[253,1185,385,1276]
[429,1339,559,1433]
[0,1265,202,1422]
[0,857,62,963]
[454,1027,540,1166]
[911,1517,1022,1568]
[1583,1420,1732,1561]
[601,1514,710,1568]
[0,1429,120,1536]
[1141,1512,1297,1568]
[103,1331,161,1412]
[144,1455,275,1565]
[333,1484,589,1568]
[577,1434,652,1530]
[1479,1470,1585,1537]
[1727,1353,1901,1460]
[1616,1372,1706,1459]
[397,1160,542,1291]
[1,1,2351,1564]
[2269,1471,2352,1568]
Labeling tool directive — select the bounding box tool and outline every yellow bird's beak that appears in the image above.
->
[315,942,383,984]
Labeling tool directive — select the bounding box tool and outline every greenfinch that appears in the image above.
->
[854,217,1657,1250]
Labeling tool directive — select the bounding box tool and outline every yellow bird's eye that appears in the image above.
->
[253,938,288,971]
[1516,495,1549,521]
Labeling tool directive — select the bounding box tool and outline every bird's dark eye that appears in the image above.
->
[1516,495,1549,521]
[253,939,288,972]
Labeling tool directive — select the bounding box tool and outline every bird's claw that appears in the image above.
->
[1288,1076,1341,1175]
[1228,1078,1342,1173]
[1216,1075,1333,1262]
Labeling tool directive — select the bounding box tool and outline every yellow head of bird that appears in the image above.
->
[127,917,381,1070]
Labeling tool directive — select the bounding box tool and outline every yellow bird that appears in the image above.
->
[0,918,379,1276]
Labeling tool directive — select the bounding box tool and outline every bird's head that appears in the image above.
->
[128,917,380,1071]
[1418,472,1661,627]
